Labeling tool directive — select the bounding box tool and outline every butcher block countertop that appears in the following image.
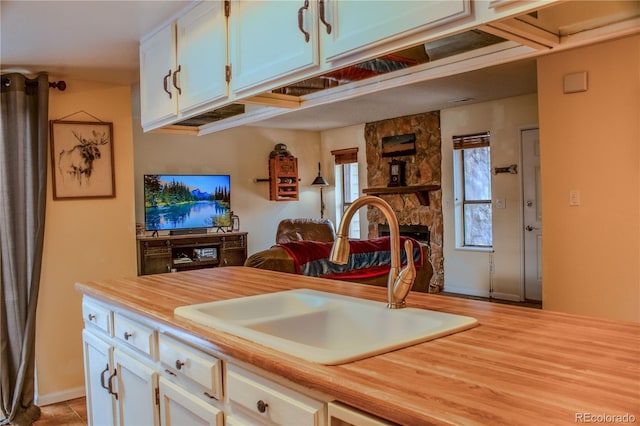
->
[76,267,639,425]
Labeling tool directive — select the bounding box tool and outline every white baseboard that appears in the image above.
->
[36,386,85,406]
[443,287,522,302]
[443,286,490,298]
[490,292,522,302]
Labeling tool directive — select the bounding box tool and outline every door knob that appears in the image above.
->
[525,225,539,232]
[526,201,533,207]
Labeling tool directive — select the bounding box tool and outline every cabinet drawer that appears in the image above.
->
[227,364,324,426]
[113,312,157,359]
[158,334,223,400]
[82,298,112,335]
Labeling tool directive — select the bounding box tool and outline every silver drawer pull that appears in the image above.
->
[256,399,268,413]
[123,332,133,340]
[175,359,185,370]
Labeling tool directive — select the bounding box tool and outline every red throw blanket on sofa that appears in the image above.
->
[277,236,423,280]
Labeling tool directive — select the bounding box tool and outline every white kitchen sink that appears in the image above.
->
[174,289,478,365]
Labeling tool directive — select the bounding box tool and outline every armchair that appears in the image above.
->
[245,218,433,292]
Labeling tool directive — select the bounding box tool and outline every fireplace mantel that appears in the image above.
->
[362,184,441,206]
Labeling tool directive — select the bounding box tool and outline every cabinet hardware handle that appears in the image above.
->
[256,399,268,413]
[164,369,177,376]
[107,370,118,400]
[124,332,133,340]
[100,364,110,390]
[163,69,172,99]
[172,64,182,95]
[88,313,96,321]
[203,391,215,399]
[319,0,332,34]
[297,0,310,42]
[175,359,185,370]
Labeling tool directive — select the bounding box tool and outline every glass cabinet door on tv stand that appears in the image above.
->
[136,232,247,275]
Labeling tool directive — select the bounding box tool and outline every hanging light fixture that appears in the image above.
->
[311,162,329,218]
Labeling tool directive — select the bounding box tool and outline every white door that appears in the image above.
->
[114,349,160,426]
[522,128,542,301]
[82,330,117,426]
[159,377,223,426]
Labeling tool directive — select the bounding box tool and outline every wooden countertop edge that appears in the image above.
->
[75,267,640,425]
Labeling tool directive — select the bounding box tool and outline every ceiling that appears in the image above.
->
[2,1,635,131]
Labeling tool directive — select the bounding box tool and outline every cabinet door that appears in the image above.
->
[177,1,228,114]
[321,0,470,61]
[82,330,117,426]
[140,24,178,128]
[159,377,223,426]
[114,349,159,426]
[229,0,319,96]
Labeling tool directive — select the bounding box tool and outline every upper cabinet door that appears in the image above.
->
[228,0,320,97]
[321,0,471,62]
[176,1,229,114]
[140,24,177,128]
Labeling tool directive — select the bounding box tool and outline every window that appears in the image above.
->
[453,132,492,248]
[331,148,360,239]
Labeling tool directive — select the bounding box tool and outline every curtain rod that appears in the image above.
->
[48,81,66,91]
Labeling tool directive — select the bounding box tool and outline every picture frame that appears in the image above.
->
[49,120,115,200]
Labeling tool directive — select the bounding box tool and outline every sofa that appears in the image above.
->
[244,218,433,292]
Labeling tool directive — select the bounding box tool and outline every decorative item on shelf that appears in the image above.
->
[388,159,406,187]
[136,223,144,236]
[311,162,329,218]
[269,146,299,201]
[269,143,291,158]
[230,211,240,232]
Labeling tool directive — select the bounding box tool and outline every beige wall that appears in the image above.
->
[131,86,323,254]
[36,80,138,403]
[441,94,539,300]
[319,124,368,238]
[538,35,640,322]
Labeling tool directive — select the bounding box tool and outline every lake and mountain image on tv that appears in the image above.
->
[144,174,231,231]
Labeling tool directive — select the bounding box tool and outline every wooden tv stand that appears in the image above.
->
[136,232,248,275]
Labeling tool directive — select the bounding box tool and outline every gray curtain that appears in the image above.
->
[0,73,48,425]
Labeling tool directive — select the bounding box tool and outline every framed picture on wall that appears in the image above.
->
[49,120,115,200]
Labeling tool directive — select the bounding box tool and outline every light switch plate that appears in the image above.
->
[564,72,588,93]
[569,190,580,206]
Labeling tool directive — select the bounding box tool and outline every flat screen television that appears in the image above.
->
[144,174,231,234]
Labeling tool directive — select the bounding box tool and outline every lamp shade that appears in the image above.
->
[311,162,329,186]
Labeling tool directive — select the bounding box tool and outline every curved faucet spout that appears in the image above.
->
[329,195,416,309]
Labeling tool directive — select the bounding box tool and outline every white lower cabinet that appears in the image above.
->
[114,349,160,426]
[327,402,394,426]
[159,377,223,426]
[82,330,117,426]
[226,364,325,426]
[82,296,393,426]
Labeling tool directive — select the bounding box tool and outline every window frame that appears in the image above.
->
[453,132,493,250]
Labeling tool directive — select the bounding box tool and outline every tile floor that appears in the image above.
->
[33,397,87,426]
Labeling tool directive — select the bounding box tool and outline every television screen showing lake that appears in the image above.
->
[143,174,231,231]
[145,201,229,230]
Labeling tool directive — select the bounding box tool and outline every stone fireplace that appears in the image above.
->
[364,111,443,292]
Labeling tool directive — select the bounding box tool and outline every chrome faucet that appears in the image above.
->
[330,195,416,309]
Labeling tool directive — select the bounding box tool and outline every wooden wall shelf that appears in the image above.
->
[362,185,441,206]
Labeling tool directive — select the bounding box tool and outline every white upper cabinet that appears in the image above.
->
[140,1,228,130]
[176,1,228,114]
[320,0,471,62]
[228,0,320,97]
[227,0,472,98]
[140,24,176,128]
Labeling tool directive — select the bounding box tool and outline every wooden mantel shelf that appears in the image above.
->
[363,185,441,206]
